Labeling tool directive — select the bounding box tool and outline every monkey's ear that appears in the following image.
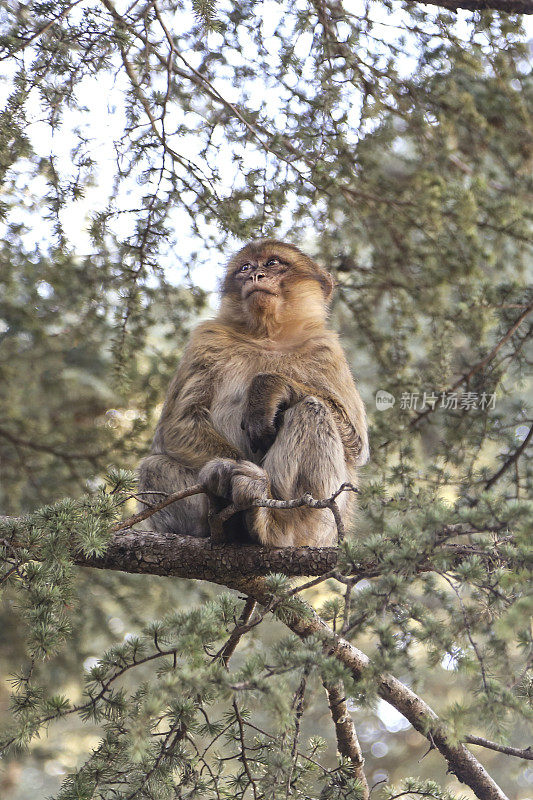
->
[320,271,336,301]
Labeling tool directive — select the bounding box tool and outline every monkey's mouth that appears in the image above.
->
[244,287,277,298]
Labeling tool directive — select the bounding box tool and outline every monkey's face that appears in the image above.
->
[234,254,285,316]
[221,240,334,333]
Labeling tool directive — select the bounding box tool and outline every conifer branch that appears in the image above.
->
[485,424,533,490]
[1,503,523,798]
[43,529,513,800]
[229,576,509,800]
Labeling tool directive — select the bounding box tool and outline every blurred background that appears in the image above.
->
[0,0,532,797]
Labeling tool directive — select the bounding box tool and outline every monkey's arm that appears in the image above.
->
[323,395,368,466]
[318,345,369,467]
[241,373,298,453]
[158,341,243,471]
[241,364,368,466]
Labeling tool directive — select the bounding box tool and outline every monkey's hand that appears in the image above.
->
[241,373,294,453]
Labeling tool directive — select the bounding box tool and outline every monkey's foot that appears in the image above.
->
[230,460,271,508]
[198,457,270,507]
[198,457,240,500]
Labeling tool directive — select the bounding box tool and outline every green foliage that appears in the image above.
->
[192,0,222,32]
[383,777,469,799]
[320,765,367,800]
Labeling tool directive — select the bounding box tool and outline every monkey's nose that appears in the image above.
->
[252,272,266,282]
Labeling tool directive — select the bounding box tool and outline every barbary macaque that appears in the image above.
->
[137,240,368,546]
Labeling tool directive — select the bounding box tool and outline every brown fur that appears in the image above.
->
[137,239,368,546]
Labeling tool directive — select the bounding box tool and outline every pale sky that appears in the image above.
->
[2,1,531,296]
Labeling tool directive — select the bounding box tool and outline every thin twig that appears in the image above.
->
[232,698,258,800]
[112,484,203,530]
[485,425,532,490]
[465,735,533,760]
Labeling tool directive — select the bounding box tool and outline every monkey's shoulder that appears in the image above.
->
[187,319,255,350]
[183,322,349,383]
[177,321,237,367]
[189,319,232,342]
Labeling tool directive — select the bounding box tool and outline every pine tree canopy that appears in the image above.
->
[0,2,532,799]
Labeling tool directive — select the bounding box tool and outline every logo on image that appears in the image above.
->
[375,390,395,411]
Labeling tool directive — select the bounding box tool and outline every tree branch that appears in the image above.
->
[0,425,110,462]
[465,735,533,760]
[55,531,509,800]
[411,301,533,428]
[324,680,369,798]
[0,509,512,585]
[79,529,340,581]
[485,424,533,490]
[66,526,510,583]
[2,513,517,798]
[404,0,533,11]
[0,0,85,61]
[218,597,257,666]
[2,482,521,800]
[231,577,509,800]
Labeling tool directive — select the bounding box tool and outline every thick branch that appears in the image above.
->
[79,529,340,580]
[324,681,369,798]
[405,0,533,11]
[72,527,502,582]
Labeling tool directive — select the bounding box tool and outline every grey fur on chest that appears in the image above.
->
[209,352,291,462]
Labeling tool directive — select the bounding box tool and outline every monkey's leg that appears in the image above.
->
[246,396,354,547]
[137,454,209,536]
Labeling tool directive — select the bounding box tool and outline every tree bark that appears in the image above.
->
[76,527,496,583]
[324,681,370,798]
[78,528,340,581]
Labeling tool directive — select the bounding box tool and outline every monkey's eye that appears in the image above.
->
[265,257,280,267]
[238,263,252,273]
